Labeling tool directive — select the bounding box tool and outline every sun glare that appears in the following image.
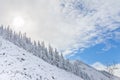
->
[12,16,24,27]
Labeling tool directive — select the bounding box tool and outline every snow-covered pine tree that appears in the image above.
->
[48,45,54,64]
[58,53,65,69]
[54,48,60,67]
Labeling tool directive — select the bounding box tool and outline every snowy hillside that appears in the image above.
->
[0,36,82,80]
[0,26,120,80]
[92,63,120,78]
[112,64,120,77]
[73,61,120,80]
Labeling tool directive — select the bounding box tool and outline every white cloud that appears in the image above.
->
[0,0,120,55]
[114,32,120,41]
[101,42,114,51]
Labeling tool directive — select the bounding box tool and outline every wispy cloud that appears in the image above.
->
[0,0,120,55]
[60,0,120,55]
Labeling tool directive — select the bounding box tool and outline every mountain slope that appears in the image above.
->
[92,62,120,78]
[0,29,120,80]
[0,36,82,80]
[73,61,120,80]
[113,64,120,77]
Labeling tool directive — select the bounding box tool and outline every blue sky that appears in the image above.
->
[66,24,120,65]
[66,38,120,65]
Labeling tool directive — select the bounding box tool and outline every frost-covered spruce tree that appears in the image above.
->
[36,41,42,58]
[40,41,47,60]
[48,45,54,64]
[58,53,65,69]
[73,60,80,75]
[53,48,60,67]
[0,25,3,35]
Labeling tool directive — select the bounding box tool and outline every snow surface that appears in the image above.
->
[92,62,120,78]
[0,37,82,80]
[113,64,120,77]
[75,61,120,80]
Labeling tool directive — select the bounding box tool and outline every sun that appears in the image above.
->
[12,16,24,27]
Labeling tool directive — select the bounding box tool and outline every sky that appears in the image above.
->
[0,0,120,67]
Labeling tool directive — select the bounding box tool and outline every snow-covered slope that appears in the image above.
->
[74,61,120,80]
[0,36,82,80]
[113,64,120,77]
[0,35,119,80]
[92,63,120,78]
